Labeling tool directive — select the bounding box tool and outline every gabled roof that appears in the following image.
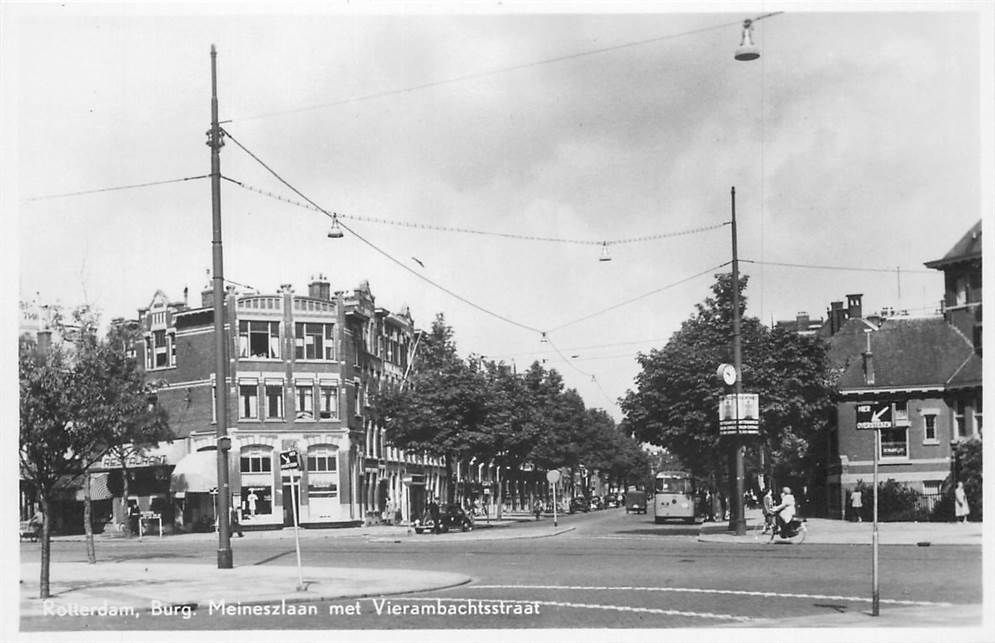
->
[826,317,879,371]
[924,220,982,269]
[837,317,978,392]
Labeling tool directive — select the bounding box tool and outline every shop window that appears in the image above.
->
[295,383,314,420]
[319,384,338,420]
[880,426,908,459]
[240,486,272,517]
[239,382,258,420]
[239,320,281,359]
[265,383,283,420]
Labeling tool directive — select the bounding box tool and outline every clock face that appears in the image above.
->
[722,365,737,386]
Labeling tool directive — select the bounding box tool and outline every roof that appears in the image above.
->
[924,220,982,269]
[826,317,879,371]
[837,317,978,392]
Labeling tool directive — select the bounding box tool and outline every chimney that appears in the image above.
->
[829,301,845,335]
[795,311,810,332]
[183,287,189,307]
[308,273,331,300]
[847,293,863,320]
[862,330,875,385]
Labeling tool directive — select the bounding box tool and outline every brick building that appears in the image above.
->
[824,222,982,518]
[137,275,445,531]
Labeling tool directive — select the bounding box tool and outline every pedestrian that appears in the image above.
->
[230,504,244,537]
[761,488,775,534]
[428,496,441,534]
[850,488,863,522]
[28,508,44,540]
[127,500,142,536]
[533,499,542,521]
[954,481,970,524]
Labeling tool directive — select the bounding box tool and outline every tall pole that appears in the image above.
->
[872,424,880,616]
[730,187,746,535]
[210,44,233,569]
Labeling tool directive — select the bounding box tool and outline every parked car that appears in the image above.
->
[569,496,590,514]
[624,490,648,514]
[604,495,619,509]
[414,503,474,534]
[589,496,603,510]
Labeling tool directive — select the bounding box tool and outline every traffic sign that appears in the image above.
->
[546,470,561,484]
[856,403,892,430]
[279,449,300,471]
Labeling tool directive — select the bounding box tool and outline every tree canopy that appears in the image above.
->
[620,273,834,492]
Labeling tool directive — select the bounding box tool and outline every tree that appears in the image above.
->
[375,315,491,501]
[621,273,834,507]
[19,311,173,598]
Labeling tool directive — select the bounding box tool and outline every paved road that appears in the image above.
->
[20,508,982,631]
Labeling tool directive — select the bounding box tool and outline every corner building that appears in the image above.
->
[139,275,444,530]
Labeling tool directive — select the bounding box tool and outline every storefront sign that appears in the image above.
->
[101,453,167,469]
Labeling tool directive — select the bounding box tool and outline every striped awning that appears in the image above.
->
[74,472,113,501]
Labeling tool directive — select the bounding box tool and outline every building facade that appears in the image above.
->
[824,222,982,518]
[137,276,445,531]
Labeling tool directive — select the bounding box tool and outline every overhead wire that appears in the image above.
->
[221,174,726,246]
[545,335,618,410]
[24,175,209,201]
[221,129,544,335]
[227,18,750,124]
[741,259,934,275]
[548,262,732,333]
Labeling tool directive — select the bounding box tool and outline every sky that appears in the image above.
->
[5,2,992,421]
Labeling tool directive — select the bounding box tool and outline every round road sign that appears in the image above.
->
[546,470,561,484]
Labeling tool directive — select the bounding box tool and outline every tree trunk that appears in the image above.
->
[38,494,51,599]
[444,454,454,504]
[83,474,96,564]
[495,465,503,520]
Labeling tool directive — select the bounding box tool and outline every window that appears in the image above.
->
[306,447,338,472]
[893,401,909,426]
[239,320,280,359]
[354,381,362,416]
[239,382,258,420]
[146,330,174,369]
[954,400,968,439]
[923,413,938,444]
[880,427,908,458]
[295,383,314,420]
[319,384,338,420]
[240,447,272,473]
[294,322,336,360]
[265,382,283,420]
[974,397,983,436]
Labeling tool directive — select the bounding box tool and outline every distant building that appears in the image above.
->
[824,222,982,519]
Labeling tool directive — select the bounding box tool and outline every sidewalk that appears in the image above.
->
[698,510,984,546]
[20,561,470,618]
[47,515,537,545]
[740,603,987,629]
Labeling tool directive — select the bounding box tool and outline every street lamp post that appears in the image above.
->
[209,44,233,569]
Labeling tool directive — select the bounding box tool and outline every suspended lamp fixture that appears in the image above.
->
[734,19,760,61]
[598,242,612,262]
[327,214,345,238]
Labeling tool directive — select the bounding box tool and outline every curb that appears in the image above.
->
[368,526,575,544]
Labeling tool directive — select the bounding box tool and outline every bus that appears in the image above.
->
[654,471,698,524]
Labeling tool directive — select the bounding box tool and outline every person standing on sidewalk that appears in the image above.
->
[230,504,244,537]
[428,497,441,534]
[850,488,863,522]
[761,488,775,534]
[954,481,970,523]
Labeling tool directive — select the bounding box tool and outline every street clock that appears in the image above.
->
[717,363,737,386]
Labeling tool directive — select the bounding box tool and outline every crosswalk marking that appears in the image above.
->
[466,584,952,607]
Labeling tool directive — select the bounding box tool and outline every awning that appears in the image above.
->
[169,450,219,494]
[74,472,113,501]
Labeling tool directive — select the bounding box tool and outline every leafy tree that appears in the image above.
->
[19,310,173,598]
[621,273,834,510]
[375,315,491,501]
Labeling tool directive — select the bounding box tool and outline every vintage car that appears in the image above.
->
[414,503,474,534]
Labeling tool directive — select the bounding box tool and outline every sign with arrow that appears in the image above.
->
[279,449,300,471]
[856,403,892,430]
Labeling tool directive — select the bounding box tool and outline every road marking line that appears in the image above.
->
[467,585,951,607]
[384,597,751,622]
